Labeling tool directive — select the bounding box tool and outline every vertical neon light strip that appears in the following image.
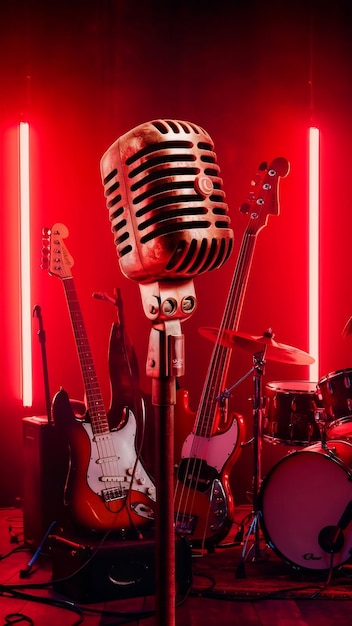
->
[309,126,320,382]
[19,121,32,407]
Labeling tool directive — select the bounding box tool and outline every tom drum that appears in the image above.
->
[263,381,321,446]
[318,369,352,438]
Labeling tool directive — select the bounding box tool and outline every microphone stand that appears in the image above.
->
[139,280,196,626]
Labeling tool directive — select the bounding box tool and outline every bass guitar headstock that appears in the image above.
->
[240,157,290,235]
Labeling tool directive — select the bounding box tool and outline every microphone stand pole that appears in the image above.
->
[148,321,182,626]
[140,281,195,626]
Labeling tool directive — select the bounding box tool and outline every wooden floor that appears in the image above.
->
[1,506,352,625]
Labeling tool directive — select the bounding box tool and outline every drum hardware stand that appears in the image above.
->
[236,348,268,578]
[216,365,255,402]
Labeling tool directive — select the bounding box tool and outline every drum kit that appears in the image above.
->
[201,324,352,572]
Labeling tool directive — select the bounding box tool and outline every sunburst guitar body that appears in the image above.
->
[52,388,155,533]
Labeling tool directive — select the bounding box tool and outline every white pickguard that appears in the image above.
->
[81,409,156,503]
[181,418,239,472]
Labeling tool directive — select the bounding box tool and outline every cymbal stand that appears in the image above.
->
[236,347,267,577]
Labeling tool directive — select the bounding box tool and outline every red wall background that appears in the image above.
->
[1,0,352,507]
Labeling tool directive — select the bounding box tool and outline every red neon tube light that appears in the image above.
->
[309,126,320,382]
[19,121,32,407]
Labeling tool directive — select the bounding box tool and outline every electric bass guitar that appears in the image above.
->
[42,223,156,533]
[174,158,290,547]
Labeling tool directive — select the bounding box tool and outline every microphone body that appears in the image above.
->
[100,119,234,288]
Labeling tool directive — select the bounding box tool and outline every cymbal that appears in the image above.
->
[199,327,315,365]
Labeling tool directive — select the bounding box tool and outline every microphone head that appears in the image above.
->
[100,119,234,283]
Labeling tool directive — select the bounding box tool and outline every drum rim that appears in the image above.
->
[262,434,320,446]
[318,368,352,384]
[265,380,318,394]
[326,416,352,436]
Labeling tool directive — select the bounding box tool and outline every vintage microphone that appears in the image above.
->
[100,119,234,626]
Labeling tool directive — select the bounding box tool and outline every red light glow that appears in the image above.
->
[309,126,320,381]
[19,121,32,407]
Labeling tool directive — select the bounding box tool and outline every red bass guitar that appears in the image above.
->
[174,158,290,547]
[43,223,156,533]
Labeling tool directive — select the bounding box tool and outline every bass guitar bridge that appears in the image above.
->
[174,513,197,535]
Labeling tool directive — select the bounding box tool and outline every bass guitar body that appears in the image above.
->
[174,388,245,547]
[53,388,155,534]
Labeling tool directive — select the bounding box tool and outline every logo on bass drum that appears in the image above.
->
[303,553,322,561]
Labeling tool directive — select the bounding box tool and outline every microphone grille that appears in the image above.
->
[100,119,234,282]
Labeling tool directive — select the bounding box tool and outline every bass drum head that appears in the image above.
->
[259,440,352,570]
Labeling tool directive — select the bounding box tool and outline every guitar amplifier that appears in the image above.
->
[49,533,193,602]
[22,416,69,548]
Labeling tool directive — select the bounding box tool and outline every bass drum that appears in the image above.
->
[259,440,352,570]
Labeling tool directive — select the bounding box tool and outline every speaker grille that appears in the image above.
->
[101,119,233,282]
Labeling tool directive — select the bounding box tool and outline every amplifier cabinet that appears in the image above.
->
[50,533,193,603]
[22,416,68,548]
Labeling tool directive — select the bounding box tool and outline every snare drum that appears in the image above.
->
[259,440,352,570]
[263,381,321,446]
[318,369,352,438]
